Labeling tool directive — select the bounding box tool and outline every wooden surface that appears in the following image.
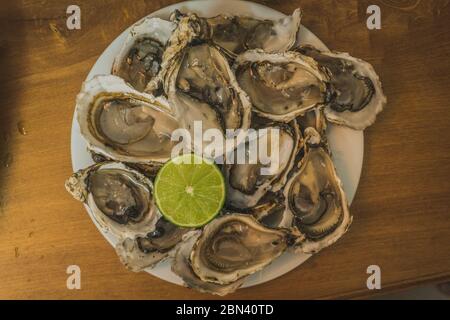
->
[0,0,449,300]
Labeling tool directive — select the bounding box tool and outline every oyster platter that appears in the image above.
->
[66,1,385,296]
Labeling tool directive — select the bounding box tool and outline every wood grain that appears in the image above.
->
[0,0,449,299]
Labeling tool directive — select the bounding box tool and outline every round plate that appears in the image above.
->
[71,0,363,289]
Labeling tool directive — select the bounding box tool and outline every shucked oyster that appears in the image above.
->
[147,12,210,93]
[234,50,330,122]
[117,218,192,271]
[190,214,291,285]
[65,162,160,240]
[164,42,252,158]
[282,128,352,253]
[225,117,302,209]
[172,8,302,57]
[296,45,386,130]
[172,231,246,296]
[112,17,175,92]
[76,75,182,164]
[147,13,251,158]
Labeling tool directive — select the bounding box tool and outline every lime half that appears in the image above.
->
[154,154,225,227]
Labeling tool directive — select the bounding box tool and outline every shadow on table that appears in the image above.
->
[0,3,25,211]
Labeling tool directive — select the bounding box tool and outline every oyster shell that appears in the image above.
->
[116,218,192,272]
[200,8,302,56]
[65,162,160,240]
[225,117,302,209]
[234,50,330,122]
[112,17,175,92]
[89,150,163,179]
[190,214,290,285]
[282,128,352,253]
[76,75,183,164]
[296,45,386,130]
[172,231,246,296]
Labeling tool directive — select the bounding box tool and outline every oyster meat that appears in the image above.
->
[283,128,352,253]
[296,45,386,130]
[234,50,330,122]
[77,75,183,164]
[112,17,175,91]
[190,214,291,284]
[65,162,160,240]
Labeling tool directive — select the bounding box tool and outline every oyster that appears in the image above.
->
[147,12,210,93]
[165,42,252,158]
[65,162,160,240]
[225,117,302,209]
[282,128,352,253]
[112,17,175,92]
[296,45,386,130]
[116,218,192,272]
[234,50,330,122]
[172,231,246,296]
[76,75,182,164]
[190,214,290,284]
[200,8,302,56]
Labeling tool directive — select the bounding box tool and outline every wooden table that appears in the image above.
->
[0,0,449,299]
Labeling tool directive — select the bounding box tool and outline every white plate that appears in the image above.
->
[70,0,363,289]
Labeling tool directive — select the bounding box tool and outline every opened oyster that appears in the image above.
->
[225,117,302,209]
[296,45,386,130]
[234,50,330,122]
[117,218,192,272]
[112,17,175,92]
[283,128,352,253]
[190,214,291,285]
[171,8,302,57]
[172,231,246,296]
[65,162,160,240]
[164,42,252,158]
[77,75,183,164]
